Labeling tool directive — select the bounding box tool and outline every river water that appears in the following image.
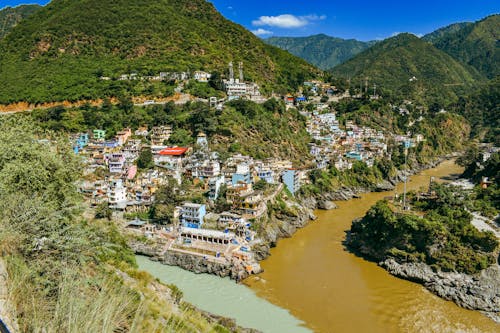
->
[245,159,500,333]
[138,160,500,332]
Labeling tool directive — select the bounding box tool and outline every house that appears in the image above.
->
[151,126,172,146]
[180,203,206,229]
[282,169,300,195]
[256,169,274,184]
[108,153,126,173]
[135,126,149,137]
[115,128,132,146]
[108,179,128,210]
[93,129,106,141]
[180,227,234,245]
[196,132,208,148]
[226,183,263,216]
[231,163,251,185]
[208,175,225,200]
[155,147,189,166]
[193,71,212,82]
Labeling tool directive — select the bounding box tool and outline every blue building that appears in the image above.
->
[282,169,300,196]
[181,203,206,229]
[257,170,274,184]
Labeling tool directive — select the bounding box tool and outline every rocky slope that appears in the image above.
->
[381,259,500,322]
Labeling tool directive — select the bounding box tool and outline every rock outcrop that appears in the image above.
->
[381,258,500,323]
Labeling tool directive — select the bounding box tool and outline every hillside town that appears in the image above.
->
[72,73,427,276]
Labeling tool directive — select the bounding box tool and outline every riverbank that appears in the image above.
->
[380,259,500,322]
[245,159,500,333]
[131,154,460,282]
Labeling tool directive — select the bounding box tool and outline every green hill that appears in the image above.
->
[424,15,499,79]
[422,22,473,44]
[0,4,41,40]
[265,34,376,70]
[0,0,318,104]
[330,33,480,104]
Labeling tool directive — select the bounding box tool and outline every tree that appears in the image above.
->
[95,202,112,220]
[137,148,154,169]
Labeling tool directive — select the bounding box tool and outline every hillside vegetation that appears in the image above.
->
[0,116,246,333]
[266,34,375,70]
[424,15,500,79]
[348,184,498,275]
[330,33,480,104]
[31,98,312,165]
[0,0,318,104]
[0,4,41,39]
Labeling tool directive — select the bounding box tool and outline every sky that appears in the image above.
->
[2,0,499,41]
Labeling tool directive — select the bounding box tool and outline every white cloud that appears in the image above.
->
[252,14,326,29]
[251,28,274,36]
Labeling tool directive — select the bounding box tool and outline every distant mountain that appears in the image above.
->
[0,4,41,40]
[330,33,480,103]
[266,34,376,70]
[0,0,318,104]
[423,15,499,79]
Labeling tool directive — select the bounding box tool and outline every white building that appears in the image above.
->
[194,71,212,82]
[108,179,128,209]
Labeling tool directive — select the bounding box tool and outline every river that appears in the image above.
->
[138,159,500,332]
[244,159,500,333]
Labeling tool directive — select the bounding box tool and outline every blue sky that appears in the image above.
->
[3,0,499,41]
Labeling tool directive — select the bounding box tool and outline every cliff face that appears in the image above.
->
[381,259,500,322]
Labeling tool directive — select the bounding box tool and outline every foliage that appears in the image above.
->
[0,0,318,104]
[424,15,499,79]
[0,5,41,40]
[266,34,376,70]
[136,148,154,170]
[32,98,312,165]
[349,184,499,274]
[0,116,237,332]
[95,201,112,220]
[330,33,481,105]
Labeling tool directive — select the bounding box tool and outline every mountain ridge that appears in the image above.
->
[266,34,376,70]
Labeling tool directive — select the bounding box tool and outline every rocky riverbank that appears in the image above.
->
[132,155,459,282]
[380,258,500,323]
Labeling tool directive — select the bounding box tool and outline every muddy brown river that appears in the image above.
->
[244,160,500,333]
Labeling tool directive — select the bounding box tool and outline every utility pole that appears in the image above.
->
[364,77,368,94]
[373,84,377,98]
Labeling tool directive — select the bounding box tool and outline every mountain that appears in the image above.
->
[330,33,480,103]
[423,15,499,79]
[266,34,376,70]
[422,22,473,44]
[0,0,318,104]
[0,4,41,40]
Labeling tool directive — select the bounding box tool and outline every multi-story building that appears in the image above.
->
[180,203,206,229]
[151,126,172,146]
[108,179,128,210]
[108,153,126,173]
[282,169,301,196]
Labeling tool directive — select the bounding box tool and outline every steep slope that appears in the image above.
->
[422,22,473,44]
[266,34,376,70]
[424,15,499,78]
[0,4,41,40]
[0,0,318,104]
[330,33,479,103]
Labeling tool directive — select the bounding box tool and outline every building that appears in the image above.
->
[151,126,172,146]
[115,128,132,146]
[208,175,225,201]
[180,203,206,229]
[282,169,300,196]
[93,129,106,141]
[193,71,212,82]
[231,163,251,185]
[196,132,208,148]
[108,153,126,173]
[222,62,261,100]
[256,169,274,184]
[108,179,128,210]
[180,227,234,245]
[155,147,189,166]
